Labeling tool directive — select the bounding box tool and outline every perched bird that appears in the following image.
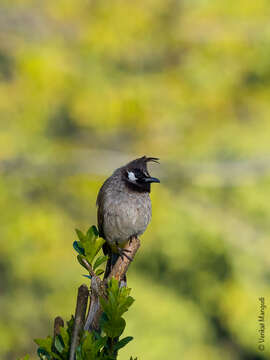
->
[96,156,160,277]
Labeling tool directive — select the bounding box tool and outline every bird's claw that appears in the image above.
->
[122,248,131,253]
[117,247,132,262]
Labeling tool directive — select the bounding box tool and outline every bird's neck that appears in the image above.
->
[124,180,151,193]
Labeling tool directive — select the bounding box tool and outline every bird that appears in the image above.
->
[96,156,160,278]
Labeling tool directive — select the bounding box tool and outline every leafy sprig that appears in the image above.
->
[20,225,138,360]
[34,317,73,360]
[73,226,108,277]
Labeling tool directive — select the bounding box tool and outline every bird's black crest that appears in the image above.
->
[125,156,159,173]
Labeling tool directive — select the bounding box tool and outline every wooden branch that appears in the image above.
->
[53,316,64,337]
[52,316,65,359]
[69,284,89,360]
[84,275,105,331]
[108,237,140,281]
[84,237,140,332]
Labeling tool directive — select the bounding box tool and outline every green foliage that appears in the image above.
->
[93,256,108,271]
[77,332,107,360]
[30,277,135,360]
[34,321,72,360]
[100,278,134,339]
[73,226,107,275]
[22,227,136,360]
[75,327,133,360]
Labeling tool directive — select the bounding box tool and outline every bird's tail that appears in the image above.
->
[103,242,118,278]
[103,243,126,284]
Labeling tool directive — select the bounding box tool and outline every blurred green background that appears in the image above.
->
[1,0,270,359]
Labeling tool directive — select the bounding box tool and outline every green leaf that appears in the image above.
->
[82,331,94,350]
[110,277,119,294]
[99,311,109,328]
[114,336,133,351]
[93,330,103,340]
[93,255,108,270]
[67,316,74,338]
[50,352,62,360]
[94,336,107,351]
[18,356,30,360]
[81,332,99,360]
[37,348,51,360]
[103,317,126,338]
[73,241,85,255]
[95,269,104,276]
[87,225,99,239]
[74,226,104,267]
[34,336,53,353]
[77,255,89,270]
[86,237,105,264]
[75,229,85,242]
[75,344,83,360]
[118,296,135,316]
[54,335,65,353]
[99,297,110,315]
[100,278,135,321]
[82,274,92,279]
[60,326,70,348]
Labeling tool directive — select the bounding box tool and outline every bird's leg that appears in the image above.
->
[119,248,132,262]
[115,241,132,262]
[128,235,136,245]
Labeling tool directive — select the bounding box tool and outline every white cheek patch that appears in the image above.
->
[128,171,137,182]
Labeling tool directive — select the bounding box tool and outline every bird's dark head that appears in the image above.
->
[122,156,160,193]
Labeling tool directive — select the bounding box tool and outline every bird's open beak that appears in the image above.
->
[144,176,160,183]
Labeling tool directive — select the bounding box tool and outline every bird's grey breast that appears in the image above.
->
[98,175,152,246]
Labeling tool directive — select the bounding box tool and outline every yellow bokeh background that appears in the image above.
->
[0,1,270,359]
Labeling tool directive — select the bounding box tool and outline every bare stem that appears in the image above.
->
[53,316,64,337]
[81,258,96,278]
[69,284,89,360]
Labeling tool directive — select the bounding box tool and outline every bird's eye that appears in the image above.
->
[127,171,138,182]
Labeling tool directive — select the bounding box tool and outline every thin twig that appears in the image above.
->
[53,316,64,337]
[81,258,96,278]
[84,275,106,331]
[69,284,89,360]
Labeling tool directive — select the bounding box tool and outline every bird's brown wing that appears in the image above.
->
[96,176,112,240]
[98,199,111,260]
[96,190,105,239]
[96,179,111,277]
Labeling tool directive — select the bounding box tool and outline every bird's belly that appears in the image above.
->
[103,195,151,246]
